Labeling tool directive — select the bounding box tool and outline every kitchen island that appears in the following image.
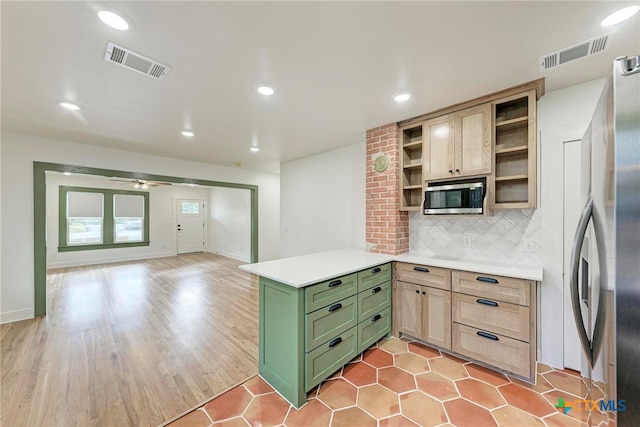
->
[240,248,394,407]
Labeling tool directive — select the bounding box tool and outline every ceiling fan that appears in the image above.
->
[108,178,172,189]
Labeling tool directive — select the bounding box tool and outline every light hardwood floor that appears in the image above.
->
[0,253,259,426]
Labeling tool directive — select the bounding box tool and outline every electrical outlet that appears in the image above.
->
[523,239,535,253]
[463,235,473,248]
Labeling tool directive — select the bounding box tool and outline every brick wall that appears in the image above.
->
[365,123,409,255]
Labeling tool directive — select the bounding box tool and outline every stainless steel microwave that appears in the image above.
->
[423,180,485,215]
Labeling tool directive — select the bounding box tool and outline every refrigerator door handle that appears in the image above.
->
[570,195,595,367]
[589,200,609,365]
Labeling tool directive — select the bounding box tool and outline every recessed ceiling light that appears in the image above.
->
[257,86,274,96]
[181,130,194,137]
[98,10,130,31]
[59,101,82,110]
[601,5,639,26]
[250,147,260,152]
[63,172,72,176]
[394,93,411,102]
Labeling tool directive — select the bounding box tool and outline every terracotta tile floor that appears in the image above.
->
[166,337,603,427]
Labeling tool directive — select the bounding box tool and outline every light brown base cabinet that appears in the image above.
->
[393,262,537,381]
[393,263,452,350]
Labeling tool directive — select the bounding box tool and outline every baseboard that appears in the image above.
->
[0,308,34,324]
[206,249,250,263]
[46,251,175,269]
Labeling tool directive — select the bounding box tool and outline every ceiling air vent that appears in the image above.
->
[104,42,172,80]
[539,31,615,72]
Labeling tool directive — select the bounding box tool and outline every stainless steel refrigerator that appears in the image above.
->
[570,55,640,426]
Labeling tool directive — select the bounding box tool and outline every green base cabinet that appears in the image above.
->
[258,263,392,408]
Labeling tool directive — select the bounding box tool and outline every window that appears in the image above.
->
[59,186,149,251]
[181,201,200,214]
[114,194,145,242]
[67,191,104,245]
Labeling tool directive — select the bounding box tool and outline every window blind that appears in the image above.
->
[114,194,144,217]
[67,192,103,217]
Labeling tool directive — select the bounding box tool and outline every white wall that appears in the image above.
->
[1,132,280,323]
[207,187,251,262]
[537,77,605,368]
[280,143,365,257]
[45,173,210,268]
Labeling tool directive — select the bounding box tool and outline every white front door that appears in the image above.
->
[176,199,205,254]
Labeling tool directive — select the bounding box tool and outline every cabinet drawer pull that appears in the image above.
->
[476,298,499,307]
[371,267,381,274]
[372,286,382,294]
[477,331,499,341]
[372,314,382,322]
[476,276,499,284]
[328,303,342,313]
[328,337,342,348]
[328,279,342,288]
[413,267,430,273]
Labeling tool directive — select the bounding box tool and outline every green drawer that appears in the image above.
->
[358,307,392,354]
[305,327,358,391]
[357,280,391,321]
[305,295,358,352]
[305,273,357,314]
[357,263,391,292]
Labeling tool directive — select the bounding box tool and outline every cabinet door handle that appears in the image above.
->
[413,267,430,273]
[371,267,381,274]
[476,276,499,284]
[455,168,460,173]
[328,279,342,288]
[449,169,453,174]
[372,286,382,294]
[372,314,382,322]
[415,290,420,294]
[476,298,499,307]
[477,331,499,341]
[328,303,342,313]
[422,291,426,295]
[328,337,342,348]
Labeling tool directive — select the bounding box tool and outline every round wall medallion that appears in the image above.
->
[374,155,389,172]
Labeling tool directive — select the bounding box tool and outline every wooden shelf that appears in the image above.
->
[403,163,422,169]
[403,140,423,149]
[495,174,528,182]
[403,184,422,190]
[496,145,528,155]
[496,116,529,131]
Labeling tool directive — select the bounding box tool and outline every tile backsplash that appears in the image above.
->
[409,209,541,266]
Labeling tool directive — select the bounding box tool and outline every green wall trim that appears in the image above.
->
[33,161,260,317]
[58,242,151,252]
[58,186,149,250]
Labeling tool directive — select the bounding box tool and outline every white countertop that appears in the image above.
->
[239,248,395,288]
[240,248,543,287]
[395,253,543,281]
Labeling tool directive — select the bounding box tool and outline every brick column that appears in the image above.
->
[365,123,409,255]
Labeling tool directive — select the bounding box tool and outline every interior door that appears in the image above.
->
[176,199,205,254]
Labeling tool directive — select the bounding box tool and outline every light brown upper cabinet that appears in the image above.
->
[491,90,537,208]
[399,122,425,211]
[424,104,491,181]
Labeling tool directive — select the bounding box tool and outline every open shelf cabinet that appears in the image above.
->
[492,91,537,208]
[400,123,424,211]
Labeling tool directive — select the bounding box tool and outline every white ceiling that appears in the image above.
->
[2,1,639,174]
